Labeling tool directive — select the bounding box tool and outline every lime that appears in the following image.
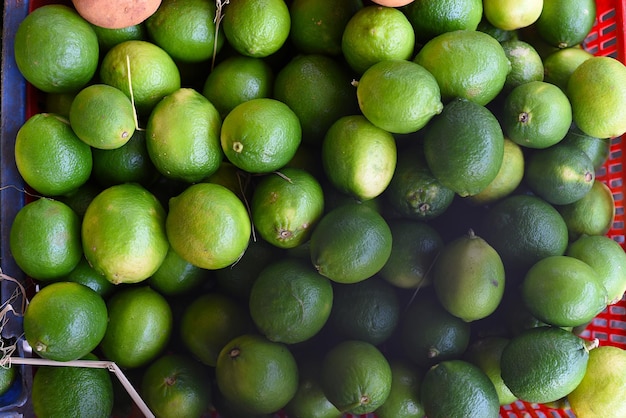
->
[249,258,333,344]
[522,255,607,327]
[328,276,400,346]
[10,198,82,281]
[500,326,592,404]
[62,256,115,298]
[567,235,626,304]
[180,292,252,367]
[560,125,611,171]
[32,353,113,418]
[524,142,595,205]
[44,91,77,118]
[216,334,299,415]
[341,5,415,74]
[403,0,483,44]
[220,98,302,173]
[482,0,542,31]
[148,246,210,296]
[543,46,594,91]
[145,0,224,62]
[557,179,615,240]
[420,360,500,418]
[321,340,392,414]
[322,115,397,201]
[500,40,544,92]
[222,0,291,58]
[375,360,425,418]
[69,84,136,150]
[309,202,392,284]
[15,113,92,197]
[141,354,212,418]
[356,59,443,134]
[24,282,108,362]
[146,88,223,183]
[90,23,147,52]
[414,29,510,105]
[99,286,173,369]
[535,0,596,48]
[82,183,169,284]
[14,4,99,93]
[501,80,572,149]
[165,183,251,270]
[0,366,16,397]
[284,358,342,418]
[423,98,505,197]
[568,56,626,138]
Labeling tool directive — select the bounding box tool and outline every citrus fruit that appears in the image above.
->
[31,353,113,418]
[82,183,169,284]
[10,198,82,281]
[91,129,158,188]
[500,40,544,92]
[99,285,173,369]
[384,144,455,220]
[500,326,592,404]
[522,255,607,327]
[468,138,525,205]
[180,292,252,367]
[375,360,425,418]
[56,181,102,219]
[146,87,223,183]
[464,337,518,405]
[420,360,500,418]
[90,23,147,52]
[44,91,77,117]
[567,234,626,304]
[165,182,251,270]
[0,366,16,397]
[145,0,224,62]
[379,219,444,289]
[568,56,626,138]
[251,168,324,249]
[321,339,392,414]
[501,80,572,149]
[356,59,443,134]
[413,29,510,105]
[99,40,181,116]
[560,124,611,171]
[249,258,333,344]
[535,0,596,48]
[543,46,594,91]
[14,4,99,93]
[557,179,615,240]
[422,98,505,197]
[403,0,483,44]
[482,0,542,31]
[284,358,342,418]
[220,98,302,173]
[148,246,209,296]
[273,54,357,145]
[328,276,400,346]
[289,0,363,56]
[432,229,505,322]
[62,256,115,298]
[341,5,415,74]
[309,202,392,284]
[202,54,274,119]
[400,290,471,368]
[524,142,595,205]
[15,113,92,197]
[23,282,108,362]
[477,16,519,42]
[71,0,161,29]
[321,115,397,201]
[69,84,136,150]
[222,0,291,58]
[480,194,569,273]
[216,334,299,415]
[141,354,212,418]
[568,345,626,418]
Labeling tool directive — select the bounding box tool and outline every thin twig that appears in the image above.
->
[212,0,229,70]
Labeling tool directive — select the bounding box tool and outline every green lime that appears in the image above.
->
[560,125,611,171]
[90,23,147,52]
[482,0,542,30]
[356,59,443,134]
[14,4,99,93]
[321,340,392,414]
[284,358,342,418]
[535,0,596,48]
[148,246,210,296]
[62,256,115,298]
[15,113,92,197]
[146,88,223,183]
[10,198,82,281]
[404,0,483,44]
[420,360,500,418]
[423,98,505,197]
[82,183,169,284]
[0,366,16,397]
[500,326,592,404]
[543,46,594,91]
[309,203,392,284]
[99,286,173,369]
[557,179,615,241]
[375,360,425,418]
[24,282,108,361]
[500,40,544,92]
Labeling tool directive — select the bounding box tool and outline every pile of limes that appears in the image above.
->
[6,0,626,417]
